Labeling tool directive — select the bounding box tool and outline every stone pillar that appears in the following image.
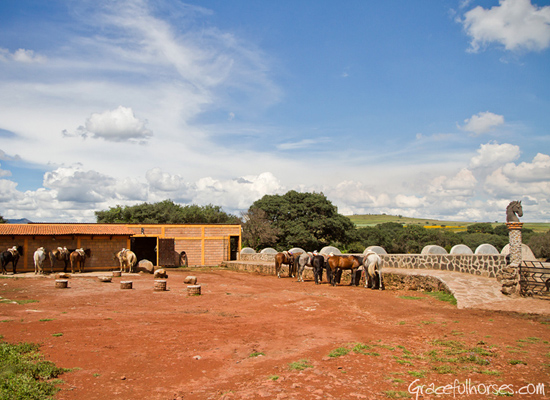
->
[501,222,523,296]
[507,222,523,264]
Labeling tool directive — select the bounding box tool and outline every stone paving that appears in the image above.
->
[384,267,550,315]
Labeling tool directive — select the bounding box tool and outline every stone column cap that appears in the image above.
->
[506,222,523,230]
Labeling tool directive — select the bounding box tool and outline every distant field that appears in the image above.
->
[347,214,549,233]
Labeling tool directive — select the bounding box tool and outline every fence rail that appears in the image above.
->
[519,261,550,299]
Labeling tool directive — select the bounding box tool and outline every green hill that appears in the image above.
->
[346,214,549,233]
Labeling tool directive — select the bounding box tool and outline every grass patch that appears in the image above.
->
[0,340,68,399]
[51,333,63,337]
[408,370,426,378]
[480,369,501,375]
[398,296,422,300]
[384,390,411,398]
[288,359,313,371]
[425,291,457,305]
[432,365,455,374]
[39,319,54,322]
[328,347,350,358]
[249,351,264,358]
[509,359,527,365]
[268,375,279,381]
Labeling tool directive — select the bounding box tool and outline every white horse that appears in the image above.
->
[362,251,383,290]
[296,252,313,282]
[116,248,137,273]
[33,247,47,275]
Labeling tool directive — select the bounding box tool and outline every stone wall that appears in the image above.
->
[239,253,506,278]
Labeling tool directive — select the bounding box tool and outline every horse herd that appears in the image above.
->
[274,250,384,289]
[0,246,138,275]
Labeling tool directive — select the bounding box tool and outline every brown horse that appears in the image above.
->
[1,246,23,275]
[70,248,91,273]
[115,248,137,273]
[274,251,299,278]
[326,254,361,286]
[49,247,71,273]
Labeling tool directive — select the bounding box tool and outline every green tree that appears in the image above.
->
[0,214,6,223]
[95,200,240,224]
[528,230,550,259]
[250,191,355,250]
[467,223,494,234]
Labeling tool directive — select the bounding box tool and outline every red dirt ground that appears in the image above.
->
[1,269,549,400]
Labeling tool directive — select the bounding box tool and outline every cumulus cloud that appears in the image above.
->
[0,48,46,63]
[68,106,153,143]
[501,152,550,182]
[459,111,504,135]
[461,0,550,52]
[469,141,520,168]
[146,168,186,192]
[43,166,116,203]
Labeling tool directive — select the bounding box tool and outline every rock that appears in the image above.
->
[184,276,197,284]
[154,268,168,279]
[135,259,154,274]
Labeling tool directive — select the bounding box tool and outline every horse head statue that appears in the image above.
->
[506,200,523,223]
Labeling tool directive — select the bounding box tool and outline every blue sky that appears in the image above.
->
[0,0,549,222]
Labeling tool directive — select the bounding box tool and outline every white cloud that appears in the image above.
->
[0,48,46,63]
[469,141,520,168]
[43,166,116,203]
[0,163,11,178]
[70,106,153,143]
[459,111,504,135]
[145,168,186,192]
[462,0,550,52]
[277,139,322,150]
[501,152,550,182]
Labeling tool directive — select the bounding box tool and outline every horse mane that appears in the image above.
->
[506,200,521,211]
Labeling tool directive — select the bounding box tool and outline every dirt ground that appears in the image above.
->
[1,268,549,400]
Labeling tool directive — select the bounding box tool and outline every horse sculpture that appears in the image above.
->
[70,248,91,273]
[362,251,383,290]
[115,248,137,273]
[506,200,523,223]
[33,247,47,275]
[1,246,23,275]
[49,247,71,273]
[274,251,298,278]
[326,254,361,286]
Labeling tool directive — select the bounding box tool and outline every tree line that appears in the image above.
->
[2,192,549,258]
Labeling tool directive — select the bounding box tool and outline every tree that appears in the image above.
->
[467,223,494,234]
[528,230,550,259]
[249,191,355,250]
[95,200,240,224]
[241,208,280,250]
[0,214,6,223]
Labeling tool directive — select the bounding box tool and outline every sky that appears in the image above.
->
[0,0,549,223]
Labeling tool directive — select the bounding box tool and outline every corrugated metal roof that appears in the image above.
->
[0,224,135,236]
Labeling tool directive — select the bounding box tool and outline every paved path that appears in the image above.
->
[384,267,550,315]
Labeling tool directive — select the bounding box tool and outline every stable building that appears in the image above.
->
[0,223,241,273]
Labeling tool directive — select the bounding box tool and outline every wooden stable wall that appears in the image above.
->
[126,224,241,267]
[0,235,129,273]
